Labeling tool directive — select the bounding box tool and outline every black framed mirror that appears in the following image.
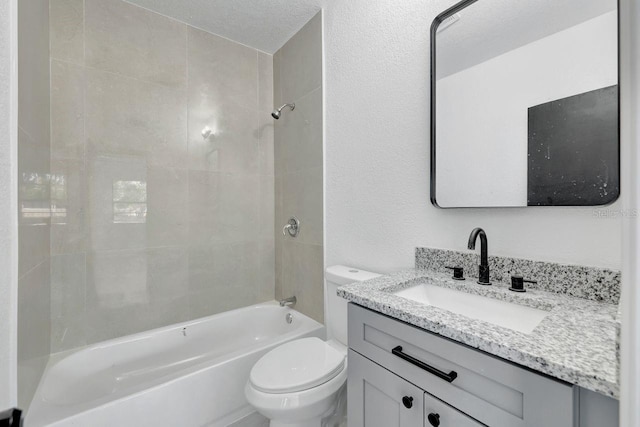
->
[430,0,620,208]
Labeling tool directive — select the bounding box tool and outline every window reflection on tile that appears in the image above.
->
[89,154,147,251]
[19,172,51,224]
[112,180,147,224]
[50,173,67,223]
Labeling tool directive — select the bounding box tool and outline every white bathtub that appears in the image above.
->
[27,302,324,427]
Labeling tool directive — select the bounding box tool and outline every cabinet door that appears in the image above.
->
[348,350,423,427]
[424,391,485,427]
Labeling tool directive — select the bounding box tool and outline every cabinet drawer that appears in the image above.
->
[348,303,575,427]
[424,392,484,427]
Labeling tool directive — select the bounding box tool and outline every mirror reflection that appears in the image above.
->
[432,0,619,208]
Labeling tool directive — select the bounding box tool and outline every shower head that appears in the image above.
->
[271,103,295,120]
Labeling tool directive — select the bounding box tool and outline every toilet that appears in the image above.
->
[245,265,381,427]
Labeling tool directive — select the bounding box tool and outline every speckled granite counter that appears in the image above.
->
[337,269,620,398]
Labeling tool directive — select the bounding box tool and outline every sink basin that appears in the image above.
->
[394,284,549,334]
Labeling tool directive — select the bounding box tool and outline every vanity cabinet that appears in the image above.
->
[349,350,483,427]
[347,303,576,427]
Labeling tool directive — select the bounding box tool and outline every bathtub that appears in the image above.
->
[27,302,324,427]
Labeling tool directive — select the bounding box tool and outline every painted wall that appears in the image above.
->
[619,0,640,423]
[274,13,324,323]
[323,0,623,273]
[0,0,17,410]
[48,0,274,353]
[17,0,51,411]
[436,11,617,207]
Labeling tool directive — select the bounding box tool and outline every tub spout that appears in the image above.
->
[279,296,297,308]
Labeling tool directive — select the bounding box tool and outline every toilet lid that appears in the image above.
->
[250,337,346,394]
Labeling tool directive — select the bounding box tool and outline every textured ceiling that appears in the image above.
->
[124,0,617,62]
[123,0,326,53]
[436,0,617,77]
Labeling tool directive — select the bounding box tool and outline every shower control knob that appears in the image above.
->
[402,396,413,409]
[428,413,440,426]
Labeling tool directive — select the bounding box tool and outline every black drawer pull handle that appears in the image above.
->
[392,346,458,383]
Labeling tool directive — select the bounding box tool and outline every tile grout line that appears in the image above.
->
[81,0,88,344]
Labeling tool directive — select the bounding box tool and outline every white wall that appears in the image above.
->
[437,11,617,207]
[619,0,640,423]
[323,0,623,272]
[0,0,18,409]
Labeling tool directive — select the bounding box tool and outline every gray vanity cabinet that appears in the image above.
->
[347,303,576,427]
[348,350,424,427]
[349,350,483,427]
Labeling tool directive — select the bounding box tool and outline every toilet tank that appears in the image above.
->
[325,265,381,346]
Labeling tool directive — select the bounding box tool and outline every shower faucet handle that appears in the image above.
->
[282,217,300,237]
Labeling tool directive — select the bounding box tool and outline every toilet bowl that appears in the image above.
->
[245,266,380,427]
[245,338,347,427]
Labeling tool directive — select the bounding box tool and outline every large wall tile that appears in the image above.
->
[17,260,51,408]
[50,0,84,64]
[188,27,258,110]
[18,0,50,410]
[258,53,274,112]
[85,0,186,87]
[86,249,150,312]
[146,246,189,301]
[84,294,190,345]
[278,13,322,103]
[259,175,275,241]
[275,87,323,175]
[257,240,276,301]
[51,253,85,320]
[51,313,86,354]
[273,50,282,108]
[51,158,87,255]
[187,95,259,173]
[258,115,275,176]
[188,171,260,245]
[18,129,50,277]
[18,0,50,145]
[51,60,85,161]
[281,168,323,246]
[50,253,86,352]
[281,242,324,323]
[147,167,188,247]
[85,68,188,168]
[188,241,273,318]
[85,248,189,344]
[275,238,283,301]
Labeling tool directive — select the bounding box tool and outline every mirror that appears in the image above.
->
[431,0,619,208]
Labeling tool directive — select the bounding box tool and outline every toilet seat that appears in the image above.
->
[249,337,346,394]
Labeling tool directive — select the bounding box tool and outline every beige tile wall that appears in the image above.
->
[18,0,51,410]
[49,0,275,352]
[274,13,324,323]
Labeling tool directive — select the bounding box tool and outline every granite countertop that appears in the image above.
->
[337,269,620,398]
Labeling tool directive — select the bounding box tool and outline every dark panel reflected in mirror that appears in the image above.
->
[430,0,619,208]
[528,86,619,206]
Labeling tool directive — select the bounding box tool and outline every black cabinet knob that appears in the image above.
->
[402,396,413,409]
[428,413,440,426]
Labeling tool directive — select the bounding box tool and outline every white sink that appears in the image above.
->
[394,284,550,334]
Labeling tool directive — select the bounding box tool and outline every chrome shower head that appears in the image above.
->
[271,103,295,120]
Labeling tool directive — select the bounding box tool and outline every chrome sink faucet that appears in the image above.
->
[279,296,297,307]
[468,228,491,285]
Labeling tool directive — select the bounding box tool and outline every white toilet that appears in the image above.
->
[245,265,380,427]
